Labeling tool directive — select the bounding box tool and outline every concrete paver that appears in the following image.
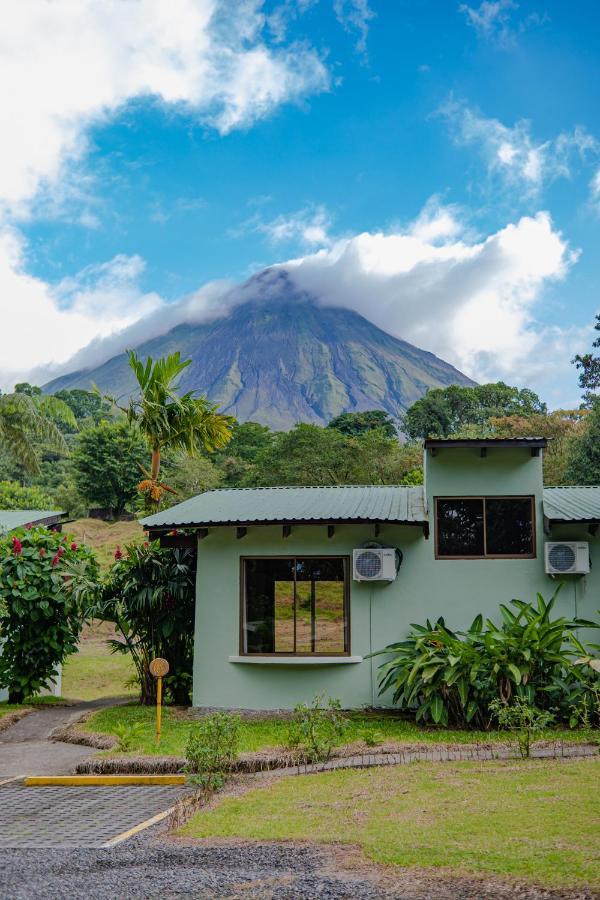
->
[0,781,189,848]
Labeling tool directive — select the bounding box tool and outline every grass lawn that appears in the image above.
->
[62,620,137,701]
[180,758,600,889]
[68,518,144,570]
[83,703,597,757]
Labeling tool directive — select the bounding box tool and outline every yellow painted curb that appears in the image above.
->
[24,775,186,786]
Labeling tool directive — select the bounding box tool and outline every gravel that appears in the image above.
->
[0,833,595,899]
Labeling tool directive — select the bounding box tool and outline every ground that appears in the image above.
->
[68,517,144,570]
[180,757,600,890]
[81,703,597,757]
[62,620,136,702]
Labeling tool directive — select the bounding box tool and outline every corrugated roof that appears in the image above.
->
[141,485,427,529]
[0,510,66,533]
[543,487,600,522]
[425,438,547,449]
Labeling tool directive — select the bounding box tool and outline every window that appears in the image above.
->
[435,497,535,559]
[242,557,349,655]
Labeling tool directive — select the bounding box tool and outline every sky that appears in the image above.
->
[1,0,599,408]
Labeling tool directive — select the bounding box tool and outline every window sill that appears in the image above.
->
[228,655,363,665]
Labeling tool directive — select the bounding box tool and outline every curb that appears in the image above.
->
[24,774,186,786]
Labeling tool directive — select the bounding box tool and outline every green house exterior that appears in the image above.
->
[142,440,600,711]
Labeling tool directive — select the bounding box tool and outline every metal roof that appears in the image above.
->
[543,487,600,523]
[0,509,66,533]
[141,485,427,530]
[425,438,547,449]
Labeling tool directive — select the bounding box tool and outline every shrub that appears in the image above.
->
[490,698,554,758]
[0,526,98,702]
[0,480,54,511]
[185,712,241,788]
[372,591,597,728]
[286,693,348,762]
[113,722,146,752]
[88,542,196,705]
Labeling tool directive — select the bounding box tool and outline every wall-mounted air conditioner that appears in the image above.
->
[353,548,397,581]
[544,542,590,575]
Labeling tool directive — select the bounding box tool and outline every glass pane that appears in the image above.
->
[437,499,484,557]
[244,559,294,653]
[295,559,346,653]
[485,498,533,556]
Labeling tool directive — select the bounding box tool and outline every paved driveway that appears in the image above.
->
[0,780,189,849]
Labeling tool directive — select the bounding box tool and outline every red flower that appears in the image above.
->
[11,536,22,556]
[143,541,149,550]
[51,553,60,567]
[57,546,65,557]
[39,547,46,558]
[25,523,33,530]
[70,542,78,551]
[114,545,123,561]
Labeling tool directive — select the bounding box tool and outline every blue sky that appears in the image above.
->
[1,0,599,407]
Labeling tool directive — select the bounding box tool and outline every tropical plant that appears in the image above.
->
[372,592,595,728]
[116,351,232,510]
[286,693,348,762]
[489,697,554,758]
[89,542,196,705]
[0,392,77,475]
[0,526,98,702]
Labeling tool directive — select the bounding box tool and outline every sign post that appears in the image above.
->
[149,657,169,745]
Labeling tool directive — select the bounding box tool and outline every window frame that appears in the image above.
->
[239,555,351,657]
[434,495,536,560]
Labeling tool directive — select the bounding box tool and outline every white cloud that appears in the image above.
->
[590,167,600,211]
[441,99,600,195]
[20,204,583,407]
[252,205,334,247]
[0,0,329,218]
[459,0,518,40]
[0,0,330,390]
[333,0,375,58]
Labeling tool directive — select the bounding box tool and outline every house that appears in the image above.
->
[0,509,67,703]
[141,439,600,711]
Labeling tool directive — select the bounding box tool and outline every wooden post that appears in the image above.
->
[149,658,170,745]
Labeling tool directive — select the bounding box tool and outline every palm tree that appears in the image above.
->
[0,392,76,475]
[120,351,232,510]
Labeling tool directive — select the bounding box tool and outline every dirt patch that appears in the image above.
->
[0,708,34,734]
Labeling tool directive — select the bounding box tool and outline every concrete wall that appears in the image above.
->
[192,447,599,710]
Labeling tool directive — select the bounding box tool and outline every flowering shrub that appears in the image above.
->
[0,526,98,702]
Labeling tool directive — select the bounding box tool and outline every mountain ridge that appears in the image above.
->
[45,268,475,429]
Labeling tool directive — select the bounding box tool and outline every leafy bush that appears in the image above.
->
[89,542,196,705]
[286,693,348,762]
[185,712,241,788]
[490,698,554,758]
[0,480,54,511]
[373,592,597,728]
[0,526,98,702]
[113,721,146,752]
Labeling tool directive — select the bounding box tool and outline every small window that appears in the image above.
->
[435,497,535,559]
[242,557,349,655]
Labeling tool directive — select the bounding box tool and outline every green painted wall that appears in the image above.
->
[192,447,599,710]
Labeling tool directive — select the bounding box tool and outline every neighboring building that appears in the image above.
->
[141,439,600,710]
[0,509,66,534]
[0,509,67,702]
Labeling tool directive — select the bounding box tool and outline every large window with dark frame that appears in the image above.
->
[435,496,535,559]
[242,557,349,655]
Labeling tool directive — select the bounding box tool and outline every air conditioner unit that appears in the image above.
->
[353,548,397,581]
[544,542,590,575]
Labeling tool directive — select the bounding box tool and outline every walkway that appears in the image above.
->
[0,699,118,777]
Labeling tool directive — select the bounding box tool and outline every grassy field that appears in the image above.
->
[83,703,597,756]
[62,620,137,701]
[69,518,144,570]
[180,758,600,889]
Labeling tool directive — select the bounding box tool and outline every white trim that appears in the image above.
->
[228,655,363,665]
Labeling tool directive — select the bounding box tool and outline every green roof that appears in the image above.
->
[0,509,66,534]
[141,485,427,529]
[543,487,600,523]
